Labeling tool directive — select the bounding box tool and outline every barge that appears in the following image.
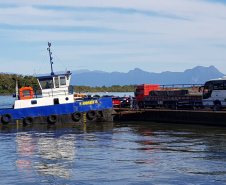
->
[114,77,226,126]
[114,108,226,126]
[0,43,114,125]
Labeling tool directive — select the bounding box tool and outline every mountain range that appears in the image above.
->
[68,65,225,87]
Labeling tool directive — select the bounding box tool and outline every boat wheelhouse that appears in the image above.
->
[14,71,74,109]
[0,43,114,125]
[14,43,74,109]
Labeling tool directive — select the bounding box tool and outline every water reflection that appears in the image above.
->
[16,133,35,173]
[127,122,226,182]
[15,130,77,179]
[13,122,114,180]
[1,122,226,184]
[34,134,76,179]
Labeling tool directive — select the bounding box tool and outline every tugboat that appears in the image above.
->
[0,43,114,125]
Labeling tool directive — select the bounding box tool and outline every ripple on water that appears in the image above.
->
[0,122,226,184]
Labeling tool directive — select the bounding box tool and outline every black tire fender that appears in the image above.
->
[23,116,34,125]
[48,114,57,123]
[97,110,103,118]
[87,110,96,120]
[1,113,12,124]
[72,111,82,121]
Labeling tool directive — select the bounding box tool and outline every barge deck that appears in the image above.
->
[113,108,226,126]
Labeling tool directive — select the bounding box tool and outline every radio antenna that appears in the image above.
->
[47,42,54,75]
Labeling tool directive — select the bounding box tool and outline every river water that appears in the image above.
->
[0,95,226,184]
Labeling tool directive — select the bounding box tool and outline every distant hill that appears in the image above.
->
[69,65,225,87]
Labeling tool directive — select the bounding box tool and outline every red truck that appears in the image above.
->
[135,84,202,109]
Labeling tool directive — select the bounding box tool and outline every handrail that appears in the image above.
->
[160,84,204,90]
[17,88,73,99]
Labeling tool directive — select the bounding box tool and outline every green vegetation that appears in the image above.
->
[72,85,136,93]
[0,73,39,94]
[0,73,135,94]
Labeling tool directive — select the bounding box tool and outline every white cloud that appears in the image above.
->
[0,0,226,75]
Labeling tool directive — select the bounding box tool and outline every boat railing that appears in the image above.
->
[159,83,204,89]
[18,86,74,99]
[41,89,71,97]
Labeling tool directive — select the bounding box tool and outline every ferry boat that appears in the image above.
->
[0,43,114,125]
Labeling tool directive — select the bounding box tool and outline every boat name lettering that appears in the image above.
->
[79,100,98,105]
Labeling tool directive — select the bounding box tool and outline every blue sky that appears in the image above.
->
[0,0,226,75]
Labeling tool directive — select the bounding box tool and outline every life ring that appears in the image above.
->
[19,87,34,100]
[87,110,96,120]
[23,116,34,125]
[1,113,12,124]
[48,114,57,123]
[72,111,82,122]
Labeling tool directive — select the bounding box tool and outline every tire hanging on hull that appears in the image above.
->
[72,111,82,122]
[48,114,57,124]
[23,116,34,125]
[96,110,105,122]
[87,110,96,120]
[1,113,12,125]
[97,110,103,118]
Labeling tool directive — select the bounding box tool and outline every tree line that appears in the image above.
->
[0,73,135,94]
[0,73,39,94]
[72,85,135,93]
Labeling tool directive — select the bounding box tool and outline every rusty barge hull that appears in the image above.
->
[114,108,226,126]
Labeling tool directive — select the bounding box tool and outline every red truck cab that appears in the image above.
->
[135,84,160,101]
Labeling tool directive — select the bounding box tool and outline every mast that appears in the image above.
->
[47,42,54,75]
[15,78,18,100]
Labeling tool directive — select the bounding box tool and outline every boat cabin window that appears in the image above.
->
[55,77,59,88]
[31,100,37,104]
[60,77,66,86]
[39,77,54,89]
[54,98,59,105]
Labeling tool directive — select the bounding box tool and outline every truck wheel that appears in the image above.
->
[138,102,144,108]
[214,100,221,110]
[171,103,177,109]
[164,104,168,109]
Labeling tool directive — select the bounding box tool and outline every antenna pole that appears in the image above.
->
[47,42,54,75]
[15,78,18,100]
